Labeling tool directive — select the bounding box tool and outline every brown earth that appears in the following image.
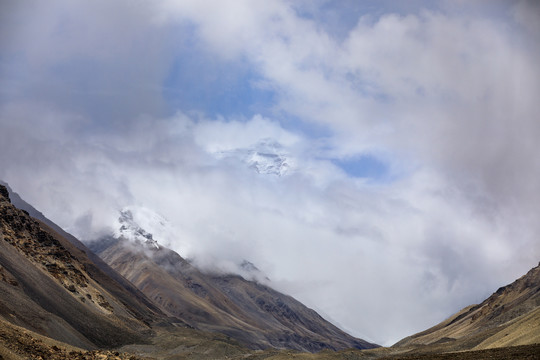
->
[377,345,540,360]
[1,319,539,360]
[0,185,163,349]
[0,318,152,360]
[394,262,540,352]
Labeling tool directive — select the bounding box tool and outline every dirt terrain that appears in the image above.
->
[0,318,152,360]
[378,344,540,360]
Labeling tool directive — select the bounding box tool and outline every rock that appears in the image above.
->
[0,185,10,203]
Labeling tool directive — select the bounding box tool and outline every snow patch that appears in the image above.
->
[113,206,177,250]
[215,138,295,176]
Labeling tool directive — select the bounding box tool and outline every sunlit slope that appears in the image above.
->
[394,262,540,352]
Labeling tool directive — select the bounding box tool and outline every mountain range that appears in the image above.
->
[0,182,539,359]
[0,183,375,358]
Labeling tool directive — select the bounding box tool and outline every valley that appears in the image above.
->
[0,183,539,359]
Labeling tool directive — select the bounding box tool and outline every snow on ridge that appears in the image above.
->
[114,206,176,250]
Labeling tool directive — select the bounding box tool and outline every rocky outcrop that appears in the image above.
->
[0,185,10,202]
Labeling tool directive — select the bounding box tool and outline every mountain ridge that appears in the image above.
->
[2,181,539,359]
[393,261,540,352]
[0,182,166,326]
[92,235,377,352]
[0,182,377,357]
[0,184,162,349]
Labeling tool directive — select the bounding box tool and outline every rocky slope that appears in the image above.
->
[92,235,376,352]
[1,182,166,324]
[0,184,166,350]
[394,262,540,352]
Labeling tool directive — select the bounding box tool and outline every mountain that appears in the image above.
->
[90,210,377,352]
[394,262,540,353]
[0,182,376,355]
[0,182,167,321]
[0,184,169,350]
[115,208,161,249]
[2,181,540,359]
[214,138,294,176]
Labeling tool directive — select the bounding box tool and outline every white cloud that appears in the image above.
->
[193,114,300,152]
[1,0,539,346]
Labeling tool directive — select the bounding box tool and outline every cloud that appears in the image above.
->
[0,0,173,121]
[193,114,301,152]
[1,0,539,346]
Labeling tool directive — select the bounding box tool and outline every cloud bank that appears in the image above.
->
[1,0,539,345]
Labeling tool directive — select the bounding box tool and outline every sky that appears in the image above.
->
[1,0,539,346]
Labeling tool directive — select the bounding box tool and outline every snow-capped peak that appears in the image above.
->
[114,207,173,249]
[215,138,295,176]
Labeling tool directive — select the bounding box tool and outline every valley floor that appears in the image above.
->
[236,345,540,360]
[1,318,539,360]
[376,345,540,360]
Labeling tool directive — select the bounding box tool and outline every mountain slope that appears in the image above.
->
[1,182,375,353]
[0,184,166,350]
[0,182,165,323]
[92,236,377,352]
[394,262,540,352]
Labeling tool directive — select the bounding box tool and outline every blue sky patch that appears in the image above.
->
[162,52,276,118]
[333,154,389,181]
